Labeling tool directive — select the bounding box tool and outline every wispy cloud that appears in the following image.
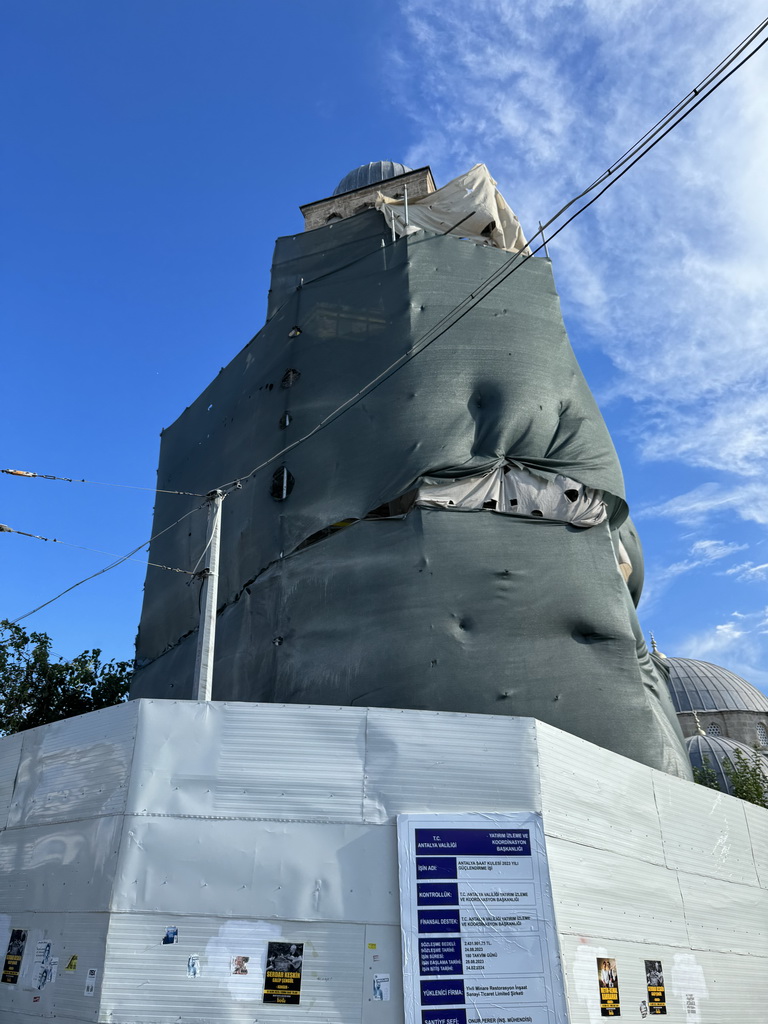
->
[725,560,768,582]
[657,538,747,581]
[643,482,768,527]
[394,0,768,508]
[678,620,747,659]
[676,608,768,690]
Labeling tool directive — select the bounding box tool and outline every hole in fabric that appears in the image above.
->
[279,412,292,429]
[366,490,417,519]
[288,326,302,338]
[281,368,301,388]
[531,509,543,518]
[509,498,518,507]
[564,489,579,502]
[292,492,419,555]
[270,467,295,501]
[272,636,284,646]
[267,383,274,391]
[482,499,497,510]
[207,404,213,412]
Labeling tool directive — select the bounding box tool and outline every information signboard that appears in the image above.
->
[398,813,569,1024]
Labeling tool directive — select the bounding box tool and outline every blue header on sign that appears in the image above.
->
[422,1010,467,1024]
[419,937,463,976]
[417,883,458,907]
[417,857,457,879]
[421,979,466,1006]
[415,828,531,856]
[418,910,461,934]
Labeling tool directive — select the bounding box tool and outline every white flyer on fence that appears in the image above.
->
[397,812,569,1024]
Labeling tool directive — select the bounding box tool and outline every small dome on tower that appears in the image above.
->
[333,161,413,196]
[663,657,768,714]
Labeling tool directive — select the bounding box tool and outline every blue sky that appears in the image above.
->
[3,1,768,694]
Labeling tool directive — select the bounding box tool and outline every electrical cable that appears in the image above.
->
[1,467,206,498]
[0,523,196,575]
[8,18,766,626]
[5,20,765,510]
[9,501,208,625]
[535,14,768,234]
[213,19,768,495]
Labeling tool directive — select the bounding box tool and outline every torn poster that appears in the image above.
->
[187,954,200,978]
[263,942,304,1005]
[163,926,178,944]
[33,941,53,990]
[231,955,249,976]
[65,955,78,972]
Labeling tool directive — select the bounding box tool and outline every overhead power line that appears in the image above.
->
[8,16,767,626]
[1,467,206,498]
[0,522,196,575]
[9,502,208,625]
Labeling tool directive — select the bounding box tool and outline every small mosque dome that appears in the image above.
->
[685,733,768,795]
[663,657,768,714]
[333,161,413,196]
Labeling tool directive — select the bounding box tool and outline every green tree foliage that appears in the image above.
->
[723,747,768,809]
[0,620,132,735]
[692,756,720,791]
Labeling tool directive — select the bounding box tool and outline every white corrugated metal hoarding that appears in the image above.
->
[535,721,768,1022]
[0,702,138,1023]
[0,700,765,1023]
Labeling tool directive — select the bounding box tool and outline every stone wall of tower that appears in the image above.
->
[299,166,434,229]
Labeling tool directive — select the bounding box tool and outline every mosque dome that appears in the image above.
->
[663,657,768,714]
[654,650,768,796]
[686,733,768,796]
[333,161,413,196]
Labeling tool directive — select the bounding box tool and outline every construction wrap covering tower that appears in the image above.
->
[131,161,690,780]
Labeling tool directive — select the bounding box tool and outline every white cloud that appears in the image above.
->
[677,620,746,659]
[656,537,747,580]
[725,560,768,582]
[641,481,768,526]
[638,388,768,477]
[394,0,768,506]
[676,609,768,691]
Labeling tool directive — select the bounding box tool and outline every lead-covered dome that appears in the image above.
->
[333,161,413,196]
[664,657,768,714]
[686,733,768,795]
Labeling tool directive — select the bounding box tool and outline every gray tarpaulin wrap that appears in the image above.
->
[131,208,690,779]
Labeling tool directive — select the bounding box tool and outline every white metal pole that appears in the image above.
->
[404,184,409,227]
[193,489,224,702]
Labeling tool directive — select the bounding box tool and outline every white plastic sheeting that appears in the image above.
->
[0,700,766,1023]
[416,462,607,527]
[376,164,531,254]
